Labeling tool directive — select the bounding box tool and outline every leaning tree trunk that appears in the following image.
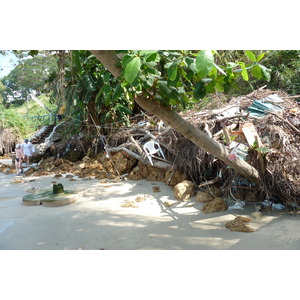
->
[90,50,261,184]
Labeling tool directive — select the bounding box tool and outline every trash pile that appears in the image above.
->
[163,88,300,209]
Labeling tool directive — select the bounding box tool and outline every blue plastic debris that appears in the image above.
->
[248,98,283,117]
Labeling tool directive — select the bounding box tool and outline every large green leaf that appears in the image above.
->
[238,62,249,81]
[251,65,263,79]
[196,50,214,77]
[257,53,265,62]
[140,50,158,62]
[125,57,141,84]
[167,60,179,81]
[245,50,256,62]
[259,64,271,81]
[112,83,123,99]
[121,54,133,68]
[193,81,206,100]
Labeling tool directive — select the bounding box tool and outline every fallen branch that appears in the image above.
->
[198,176,221,188]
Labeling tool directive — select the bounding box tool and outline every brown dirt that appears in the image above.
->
[201,197,227,214]
[225,216,255,233]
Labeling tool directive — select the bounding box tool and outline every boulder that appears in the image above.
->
[201,197,227,214]
[196,191,214,202]
[173,180,195,201]
[164,167,187,187]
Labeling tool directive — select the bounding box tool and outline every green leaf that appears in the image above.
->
[259,64,271,81]
[140,50,158,62]
[196,50,214,77]
[125,57,141,84]
[257,53,265,62]
[122,54,133,68]
[95,87,103,103]
[82,75,96,91]
[115,104,132,115]
[193,81,206,100]
[112,83,123,99]
[245,50,257,62]
[167,60,179,81]
[103,84,112,95]
[238,62,249,81]
[104,94,111,107]
[103,72,111,83]
[256,146,270,155]
[72,51,83,73]
[251,65,262,79]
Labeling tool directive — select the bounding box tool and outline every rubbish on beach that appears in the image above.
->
[228,201,245,210]
[225,216,255,233]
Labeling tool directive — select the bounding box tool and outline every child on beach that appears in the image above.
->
[15,144,24,176]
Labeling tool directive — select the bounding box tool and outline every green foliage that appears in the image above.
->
[59,50,133,127]
[118,50,271,109]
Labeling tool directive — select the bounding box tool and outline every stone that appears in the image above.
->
[152,186,161,193]
[164,168,187,187]
[225,216,255,233]
[196,191,214,202]
[201,197,227,214]
[173,180,195,201]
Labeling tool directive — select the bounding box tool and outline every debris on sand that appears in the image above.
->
[225,216,255,233]
[135,195,146,202]
[121,201,138,208]
[152,186,161,193]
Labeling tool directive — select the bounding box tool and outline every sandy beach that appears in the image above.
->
[1,158,300,250]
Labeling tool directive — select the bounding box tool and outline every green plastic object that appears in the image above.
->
[53,183,64,194]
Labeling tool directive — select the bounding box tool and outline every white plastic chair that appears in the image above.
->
[143,141,166,166]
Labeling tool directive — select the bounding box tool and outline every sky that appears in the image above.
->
[0,51,18,79]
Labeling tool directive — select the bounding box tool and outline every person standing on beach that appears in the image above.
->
[15,144,24,175]
[21,139,34,167]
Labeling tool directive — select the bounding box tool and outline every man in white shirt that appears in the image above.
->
[21,139,34,167]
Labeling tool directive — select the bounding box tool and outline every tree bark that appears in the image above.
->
[89,50,261,184]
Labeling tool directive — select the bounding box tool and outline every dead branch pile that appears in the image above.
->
[187,88,300,205]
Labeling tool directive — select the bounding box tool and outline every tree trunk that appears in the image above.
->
[89,50,261,184]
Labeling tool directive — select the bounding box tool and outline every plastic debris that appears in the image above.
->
[272,203,285,210]
[228,201,246,210]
